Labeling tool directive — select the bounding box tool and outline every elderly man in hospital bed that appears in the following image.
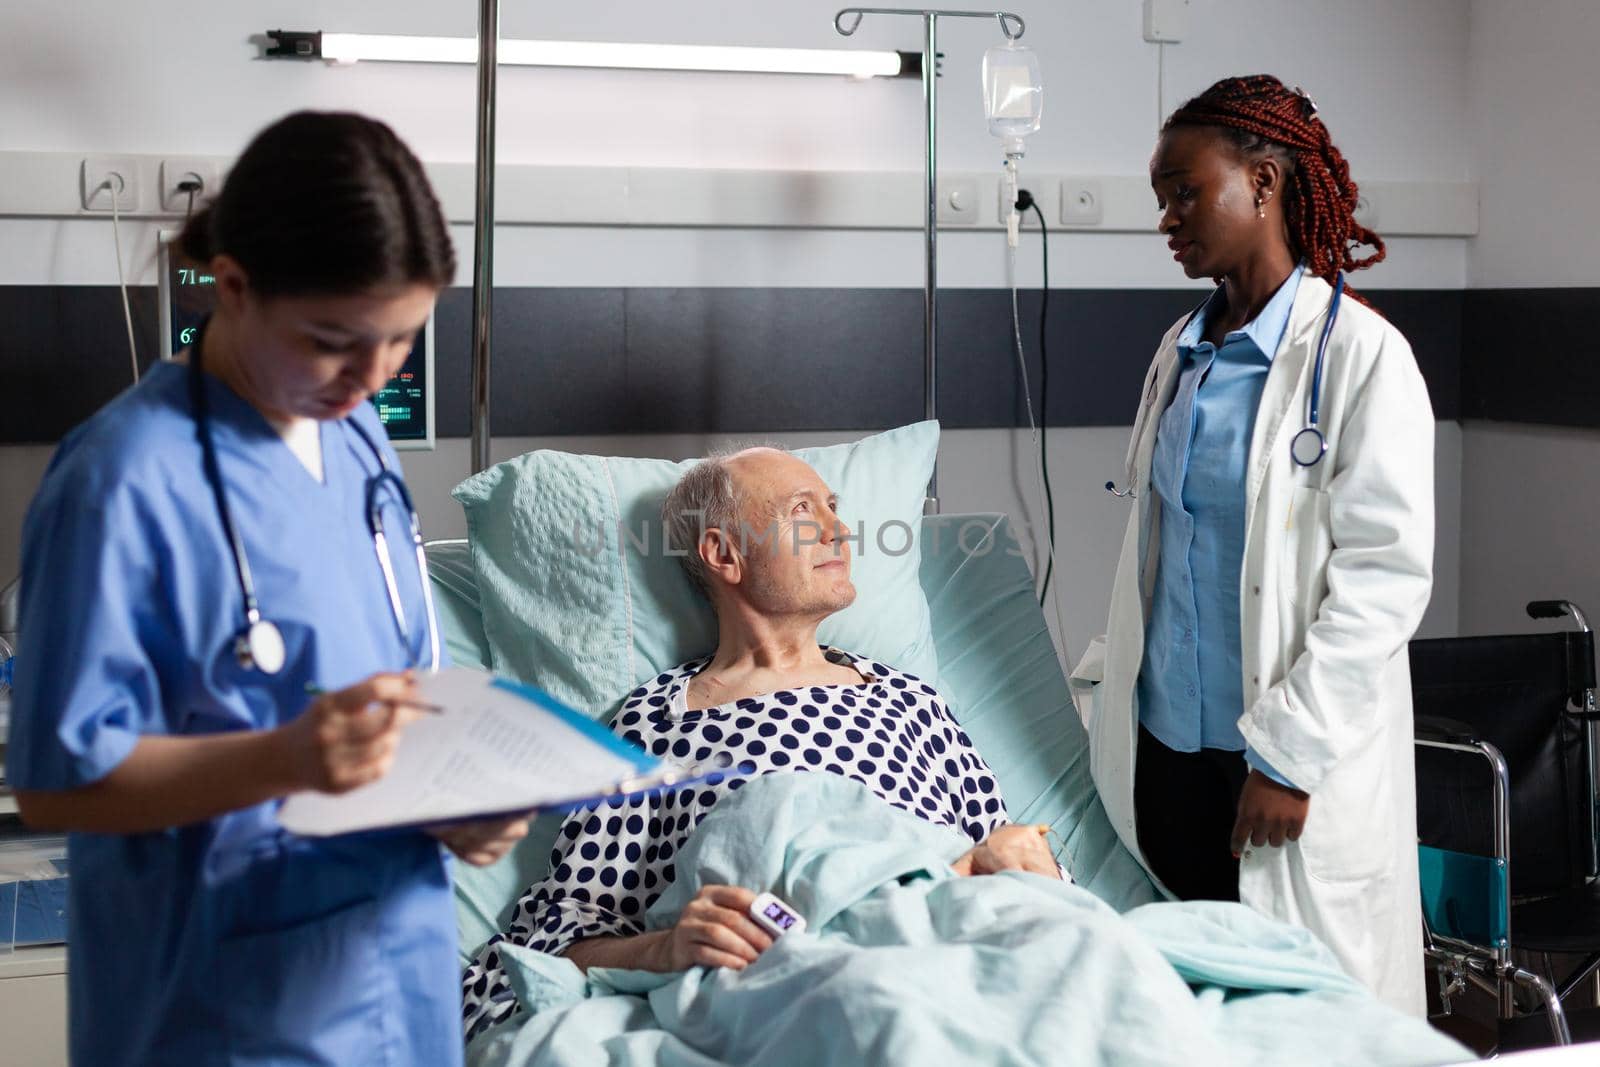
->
[458,448,1468,1066]
[461,446,1061,1040]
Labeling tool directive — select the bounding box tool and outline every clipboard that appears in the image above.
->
[278,667,733,837]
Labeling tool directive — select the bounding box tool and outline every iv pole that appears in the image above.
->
[470,0,499,475]
[459,3,1008,481]
[835,7,1025,514]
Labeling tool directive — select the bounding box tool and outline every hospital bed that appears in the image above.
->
[427,510,1161,951]
[423,485,1472,1065]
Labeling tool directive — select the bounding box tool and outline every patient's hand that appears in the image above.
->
[651,884,776,972]
[568,884,776,974]
[952,824,1061,880]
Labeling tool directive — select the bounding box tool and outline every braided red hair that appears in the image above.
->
[1164,75,1384,295]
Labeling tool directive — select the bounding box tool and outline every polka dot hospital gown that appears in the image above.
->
[460,647,1013,1041]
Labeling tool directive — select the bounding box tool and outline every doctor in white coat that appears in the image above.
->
[1072,75,1434,1015]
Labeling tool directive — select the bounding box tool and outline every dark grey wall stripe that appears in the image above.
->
[1461,288,1599,427]
[1365,289,1463,422]
[2,284,1465,444]
[2,286,163,443]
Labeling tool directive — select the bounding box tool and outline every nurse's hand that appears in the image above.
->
[280,673,421,793]
[427,815,530,866]
[1230,771,1311,854]
[952,823,1062,879]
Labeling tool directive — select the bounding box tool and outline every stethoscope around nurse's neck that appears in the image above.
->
[1103,270,1345,500]
[186,317,441,676]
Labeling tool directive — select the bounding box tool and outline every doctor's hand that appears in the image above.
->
[427,815,530,866]
[649,885,774,972]
[1230,772,1311,855]
[276,673,423,794]
[952,824,1062,879]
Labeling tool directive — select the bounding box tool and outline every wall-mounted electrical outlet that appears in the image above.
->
[937,176,980,224]
[1060,180,1105,226]
[81,156,141,212]
[159,158,221,213]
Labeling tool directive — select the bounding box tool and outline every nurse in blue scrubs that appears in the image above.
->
[7,111,527,1065]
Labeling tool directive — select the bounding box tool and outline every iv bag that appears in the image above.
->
[982,41,1042,156]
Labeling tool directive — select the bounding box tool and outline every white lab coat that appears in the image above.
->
[1071,273,1434,1016]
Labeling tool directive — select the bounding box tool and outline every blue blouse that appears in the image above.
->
[1138,266,1303,788]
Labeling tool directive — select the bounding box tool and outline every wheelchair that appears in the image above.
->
[1411,599,1600,1050]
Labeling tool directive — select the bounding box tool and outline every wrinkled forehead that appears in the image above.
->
[725,449,832,507]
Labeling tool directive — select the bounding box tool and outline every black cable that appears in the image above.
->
[178,178,202,221]
[1031,198,1054,606]
[1015,191,1056,606]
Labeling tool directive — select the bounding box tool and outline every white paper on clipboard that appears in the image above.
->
[278,667,674,837]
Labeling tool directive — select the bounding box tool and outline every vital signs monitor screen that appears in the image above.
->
[158,233,436,449]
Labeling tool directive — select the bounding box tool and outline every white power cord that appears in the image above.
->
[1007,239,1072,665]
[1157,42,1166,131]
[103,176,140,384]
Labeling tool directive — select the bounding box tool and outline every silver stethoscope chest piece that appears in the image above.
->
[1290,426,1328,468]
[237,617,287,675]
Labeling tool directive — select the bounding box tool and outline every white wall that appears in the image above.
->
[0,0,1473,296]
[1,0,1475,657]
[1456,0,1600,635]
[1458,422,1600,633]
[1,1,1473,180]
[1465,0,1600,290]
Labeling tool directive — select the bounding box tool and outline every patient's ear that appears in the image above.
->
[700,528,743,590]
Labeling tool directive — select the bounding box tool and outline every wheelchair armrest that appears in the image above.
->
[1415,714,1484,747]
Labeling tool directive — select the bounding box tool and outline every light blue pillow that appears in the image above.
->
[451,421,940,720]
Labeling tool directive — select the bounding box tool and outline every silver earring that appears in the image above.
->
[1256,197,1266,219]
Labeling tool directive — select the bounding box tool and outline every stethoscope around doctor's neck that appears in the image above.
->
[1105,270,1345,500]
[186,317,441,676]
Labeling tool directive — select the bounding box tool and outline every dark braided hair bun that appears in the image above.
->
[1164,74,1384,289]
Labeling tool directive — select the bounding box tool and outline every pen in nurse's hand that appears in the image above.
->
[303,682,444,714]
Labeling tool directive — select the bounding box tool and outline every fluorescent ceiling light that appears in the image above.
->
[267,31,914,78]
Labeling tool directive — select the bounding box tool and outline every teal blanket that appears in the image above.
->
[469,775,1467,1067]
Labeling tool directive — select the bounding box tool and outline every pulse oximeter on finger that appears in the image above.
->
[749,892,806,937]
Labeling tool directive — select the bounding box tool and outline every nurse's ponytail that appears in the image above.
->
[177,112,455,297]
[1163,75,1383,296]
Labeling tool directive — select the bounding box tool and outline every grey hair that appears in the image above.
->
[662,442,785,601]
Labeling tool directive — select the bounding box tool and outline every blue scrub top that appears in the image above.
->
[7,361,463,1067]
